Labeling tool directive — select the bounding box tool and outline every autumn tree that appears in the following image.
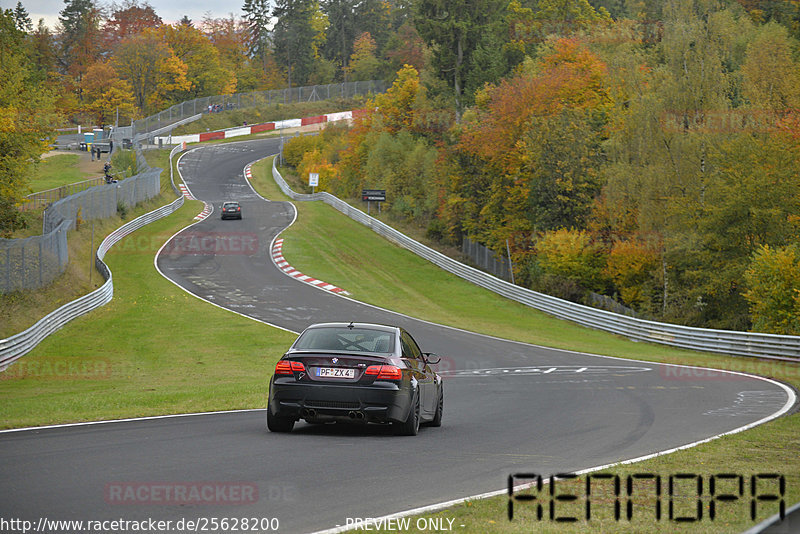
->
[103,0,162,51]
[345,32,382,81]
[741,22,800,112]
[507,0,611,55]
[384,22,429,74]
[744,245,800,334]
[160,24,236,99]
[452,39,612,263]
[80,61,137,124]
[330,65,444,224]
[57,0,103,82]
[536,228,608,293]
[112,28,190,113]
[0,10,58,235]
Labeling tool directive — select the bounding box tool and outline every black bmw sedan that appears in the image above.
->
[267,322,443,436]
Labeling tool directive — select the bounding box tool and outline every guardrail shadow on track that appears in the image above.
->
[269,158,800,361]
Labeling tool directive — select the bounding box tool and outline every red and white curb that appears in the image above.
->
[271,239,349,295]
[178,184,195,200]
[245,165,253,180]
[193,202,211,220]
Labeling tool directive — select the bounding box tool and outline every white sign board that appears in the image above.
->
[309,173,319,187]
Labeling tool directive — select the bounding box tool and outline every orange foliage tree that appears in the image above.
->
[449,38,613,275]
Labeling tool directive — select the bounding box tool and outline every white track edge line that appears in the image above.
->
[0,409,265,434]
[311,378,795,534]
[6,147,795,533]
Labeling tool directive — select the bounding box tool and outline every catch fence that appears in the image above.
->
[131,81,387,138]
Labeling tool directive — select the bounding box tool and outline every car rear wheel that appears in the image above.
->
[267,408,294,433]
[395,390,420,436]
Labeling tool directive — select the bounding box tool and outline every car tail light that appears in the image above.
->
[275,361,305,375]
[365,365,402,380]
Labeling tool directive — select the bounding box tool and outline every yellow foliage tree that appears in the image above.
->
[112,28,191,114]
[80,61,137,125]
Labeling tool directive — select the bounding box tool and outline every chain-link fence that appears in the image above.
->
[462,236,639,316]
[23,177,106,212]
[131,81,387,137]
[2,166,162,294]
[0,221,70,293]
[462,237,513,282]
[42,168,161,234]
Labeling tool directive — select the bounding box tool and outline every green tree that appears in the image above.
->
[12,2,32,32]
[744,245,800,334]
[0,10,58,235]
[414,0,507,114]
[742,22,800,112]
[345,32,382,81]
[57,0,103,80]
[242,0,271,58]
[321,0,356,75]
[273,0,317,87]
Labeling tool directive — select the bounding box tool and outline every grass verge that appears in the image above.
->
[1,149,178,338]
[2,148,796,531]
[0,197,295,428]
[249,157,800,533]
[30,154,86,192]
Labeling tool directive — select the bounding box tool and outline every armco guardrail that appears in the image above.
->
[271,159,800,360]
[0,195,184,371]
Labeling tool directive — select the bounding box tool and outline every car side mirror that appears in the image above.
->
[423,353,441,365]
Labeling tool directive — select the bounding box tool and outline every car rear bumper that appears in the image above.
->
[269,380,411,424]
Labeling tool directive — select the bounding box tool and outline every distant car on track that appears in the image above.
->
[221,201,242,220]
[267,322,443,435]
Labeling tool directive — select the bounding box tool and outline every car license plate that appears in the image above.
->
[317,368,355,379]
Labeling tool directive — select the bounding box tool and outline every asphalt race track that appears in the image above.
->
[1,138,794,534]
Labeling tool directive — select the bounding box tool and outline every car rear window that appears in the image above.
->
[294,328,394,353]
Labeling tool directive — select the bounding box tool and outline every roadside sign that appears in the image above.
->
[361,189,386,202]
[309,173,319,187]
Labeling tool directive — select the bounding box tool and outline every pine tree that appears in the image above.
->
[272,0,317,87]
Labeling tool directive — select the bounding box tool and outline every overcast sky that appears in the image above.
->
[1,0,241,30]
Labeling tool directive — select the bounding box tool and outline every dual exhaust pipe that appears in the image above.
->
[300,408,365,420]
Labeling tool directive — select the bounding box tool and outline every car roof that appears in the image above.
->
[223,201,239,205]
